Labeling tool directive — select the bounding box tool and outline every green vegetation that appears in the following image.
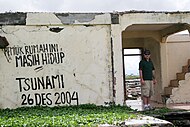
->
[0,104,137,127]
[125,74,140,79]
[0,104,183,126]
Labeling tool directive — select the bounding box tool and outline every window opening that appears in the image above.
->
[124,48,142,100]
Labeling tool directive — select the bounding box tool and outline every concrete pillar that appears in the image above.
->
[111,24,124,105]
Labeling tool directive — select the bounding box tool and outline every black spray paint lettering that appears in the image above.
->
[41,52,65,65]
[54,91,79,105]
[3,46,24,62]
[34,66,43,72]
[35,93,52,105]
[4,46,24,56]
[21,91,79,106]
[3,44,64,67]
[15,52,65,67]
[15,54,40,67]
[24,44,59,55]
[16,74,64,92]
[21,93,52,106]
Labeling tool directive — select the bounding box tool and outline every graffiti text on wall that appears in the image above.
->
[16,74,79,106]
[3,44,65,67]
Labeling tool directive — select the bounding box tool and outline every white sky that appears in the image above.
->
[124,49,141,75]
[0,0,190,13]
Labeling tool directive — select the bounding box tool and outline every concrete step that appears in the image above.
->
[182,65,190,73]
[164,87,173,95]
[188,59,190,65]
[169,79,179,87]
[176,72,185,80]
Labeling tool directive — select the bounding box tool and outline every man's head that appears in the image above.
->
[143,49,151,60]
[143,49,150,55]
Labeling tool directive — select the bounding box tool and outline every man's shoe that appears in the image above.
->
[143,106,150,111]
[148,106,155,110]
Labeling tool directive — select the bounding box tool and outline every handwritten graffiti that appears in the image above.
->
[54,91,78,105]
[4,43,79,106]
[4,44,58,56]
[16,74,64,92]
[21,93,52,105]
[17,74,79,106]
[24,44,59,54]
[21,91,79,106]
[3,43,65,67]
[15,52,65,67]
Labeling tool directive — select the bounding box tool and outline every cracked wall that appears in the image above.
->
[0,13,113,108]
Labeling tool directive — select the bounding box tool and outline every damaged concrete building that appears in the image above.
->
[0,11,190,108]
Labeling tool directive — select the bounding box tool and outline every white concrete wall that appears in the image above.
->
[0,24,113,108]
[166,34,190,86]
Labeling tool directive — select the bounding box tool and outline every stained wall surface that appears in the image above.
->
[0,13,113,108]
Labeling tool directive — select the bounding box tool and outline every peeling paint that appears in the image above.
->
[55,13,103,24]
[111,13,119,24]
[83,24,94,27]
[0,36,9,48]
[0,12,26,25]
[49,27,64,33]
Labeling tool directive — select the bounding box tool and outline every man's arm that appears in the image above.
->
[152,70,155,79]
[152,70,157,84]
[139,70,144,85]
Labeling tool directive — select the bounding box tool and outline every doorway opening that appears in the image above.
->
[123,48,142,100]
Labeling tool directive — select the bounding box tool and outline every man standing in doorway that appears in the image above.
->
[139,49,156,110]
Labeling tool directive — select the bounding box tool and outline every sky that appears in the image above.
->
[0,0,190,13]
[124,49,141,76]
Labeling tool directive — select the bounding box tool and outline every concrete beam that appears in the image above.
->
[160,23,190,37]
